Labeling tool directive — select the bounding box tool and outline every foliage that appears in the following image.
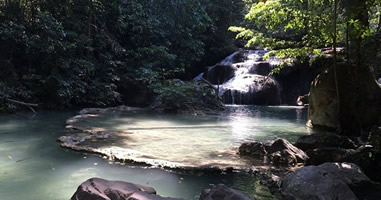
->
[151,80,223,113]
[0,0,248,111]
[231,0,338,49]
[230,0,380,74]
[194,0,249,76]
[362,29,381,77]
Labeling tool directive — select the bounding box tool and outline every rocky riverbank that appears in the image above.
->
[239,132,381,199]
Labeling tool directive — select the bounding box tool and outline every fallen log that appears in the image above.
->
[1,97,38,113]
[200,78,223,101]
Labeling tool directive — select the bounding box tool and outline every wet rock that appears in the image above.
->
[200,184,252,200]
[295,132,357,151]
[248,62,271,76]
[238,141,267,159]
[266,138,308,165]
[71,178,182,200]
[204,64,237,85]
[255,172,282,199]
[274,61,314,106]
[296,132,357,151]
[304,145,381,182]
[281,162,371,200]
[238,138,308,166]
[340,145,381,182]
[305,147,349,165]
[222,75,281,105]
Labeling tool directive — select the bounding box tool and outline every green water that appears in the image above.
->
[0,105,310,200]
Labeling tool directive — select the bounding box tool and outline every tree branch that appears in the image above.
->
[2,97,38,113]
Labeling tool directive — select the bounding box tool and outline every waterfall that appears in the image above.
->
[195,49,282,105]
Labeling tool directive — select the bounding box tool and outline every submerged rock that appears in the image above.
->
[200,184,252,200]
[280,162,377,200]
[71,178,182,200]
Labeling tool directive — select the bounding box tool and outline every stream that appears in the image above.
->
[0,105,312,200]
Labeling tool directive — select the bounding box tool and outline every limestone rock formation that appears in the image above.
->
[222,75,281,105]
[203,64,237,85]
[308,64,381,135]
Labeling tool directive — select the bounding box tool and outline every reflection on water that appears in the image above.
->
[0,106,309,200]
[70,105,312,168]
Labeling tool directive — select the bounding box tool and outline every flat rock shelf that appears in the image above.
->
[59,105,313,171]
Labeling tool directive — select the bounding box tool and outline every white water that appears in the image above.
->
[195,50,282,104]
[220,50,280,95]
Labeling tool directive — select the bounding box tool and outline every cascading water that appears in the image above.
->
[196,49,282,105]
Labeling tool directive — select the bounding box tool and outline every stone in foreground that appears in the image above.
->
[200,184,252,200]
[71,178,182,200]
[281,162,372,200]
[266,138,308,165]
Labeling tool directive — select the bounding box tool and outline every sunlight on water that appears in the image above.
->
[0,106,309,200]
[68,106,312,168]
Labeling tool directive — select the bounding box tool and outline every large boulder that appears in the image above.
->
[281,162,375,200]
[200,184,252,200]
[308,63,381,135]
[71,178,182,200]
[295,132,357,151]
[305,145,381,182]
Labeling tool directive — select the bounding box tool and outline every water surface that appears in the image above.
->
[0,106,310,200]
[68,105,311,168]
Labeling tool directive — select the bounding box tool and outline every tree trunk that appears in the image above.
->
[333,0,341,132]
[87,0,93,57]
